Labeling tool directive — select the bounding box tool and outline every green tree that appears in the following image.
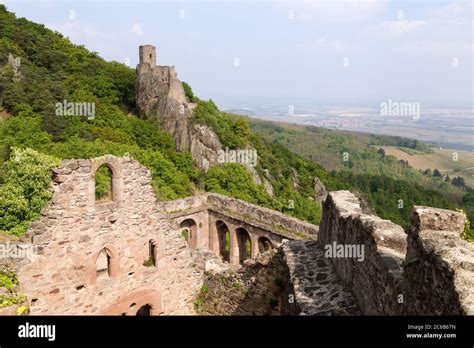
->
[0,147,60,235]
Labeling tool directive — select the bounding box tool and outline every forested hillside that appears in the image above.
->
[0,5,333,235]
[0,5,471,240]
[251,119,473,237]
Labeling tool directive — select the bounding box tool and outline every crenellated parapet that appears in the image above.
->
[311,190,473,316]
[318,190,407,315]
[403,206,474,315]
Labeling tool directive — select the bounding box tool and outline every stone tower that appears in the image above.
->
[139,45,156,68]
[135,44,223,171]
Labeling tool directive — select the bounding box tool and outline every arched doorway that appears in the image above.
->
[136,304,152,316]
[258,236,273,253]
[180,219,198,249]
[103,289,162,315]
[236,227,252,263]
[216,220,230,262]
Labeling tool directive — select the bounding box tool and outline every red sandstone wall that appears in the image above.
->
[17,155,204,315]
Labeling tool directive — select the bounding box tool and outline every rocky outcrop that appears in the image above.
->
[244,164,274,197]
[190,124,222,171]
[136,45,222,171]
[135,44,277,193]
[313,177,328,203]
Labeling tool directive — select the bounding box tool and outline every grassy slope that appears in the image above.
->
[379,146,474,188]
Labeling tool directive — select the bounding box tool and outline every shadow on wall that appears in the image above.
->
[195,250,285,316]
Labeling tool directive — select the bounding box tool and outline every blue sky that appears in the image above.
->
[3,0,473,108]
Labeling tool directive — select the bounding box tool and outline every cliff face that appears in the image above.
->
[135,45,222,171]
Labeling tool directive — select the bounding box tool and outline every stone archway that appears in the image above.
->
[236,227,252,263]
[180,218,198,249]
[103,289,163,316]
[215,220,230,262]
[88,156,123,208]
[136,304,152,316]
[258,236,273,253]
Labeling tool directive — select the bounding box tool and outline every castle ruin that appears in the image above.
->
[1,44,472,316]
[1,155,472,315]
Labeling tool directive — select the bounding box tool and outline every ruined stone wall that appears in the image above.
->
[315,190,473,316]
[169,75,187,102]
[318,190,407,315]
[139,45,156,68]
[159,195,208,214]
[194,249,285,315]
[16,155,204,315]
[403,207,474,315]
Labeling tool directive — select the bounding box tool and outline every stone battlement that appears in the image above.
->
[291,190,472,316]
[136,44,188,115]
[135,44,220,171]
[403,206,474,315]
[317,191,406,315]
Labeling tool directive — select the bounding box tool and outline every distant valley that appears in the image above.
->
[223,104,473,151]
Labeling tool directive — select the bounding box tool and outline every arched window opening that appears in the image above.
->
[258,237,273,253]
[96,249,111,280]
[216,220,230,262]
[143,240,156,267]
[95,165,113,203]
[179,219,198,249]
[236,227,252,264]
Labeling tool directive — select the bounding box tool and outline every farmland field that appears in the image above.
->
[378,146,474,188]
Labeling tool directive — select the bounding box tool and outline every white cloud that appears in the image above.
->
[46,21,117,41]
[280,0,389,23]
[428,0,472,21]
[363,0,471,55]
[366,19,426,38]
[313,37,351,52]
[130,23,144,36]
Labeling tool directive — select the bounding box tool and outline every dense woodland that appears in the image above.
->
[251,120,473,237]
[0,5,471,240]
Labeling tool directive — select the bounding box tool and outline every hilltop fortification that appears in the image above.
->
[136,45,222,171]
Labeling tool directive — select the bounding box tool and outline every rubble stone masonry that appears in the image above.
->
[1,157,472,316]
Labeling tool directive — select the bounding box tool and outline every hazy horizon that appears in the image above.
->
[4,0,473,109]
